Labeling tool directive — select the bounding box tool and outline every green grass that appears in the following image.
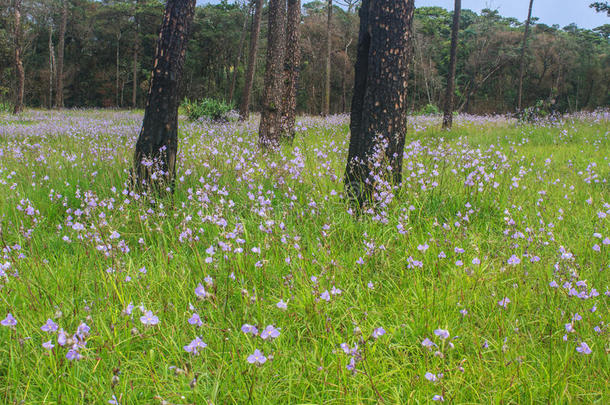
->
[0,110,608,404]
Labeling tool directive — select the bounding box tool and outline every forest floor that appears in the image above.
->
[0,109,608,404]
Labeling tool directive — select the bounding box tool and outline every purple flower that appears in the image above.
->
[425,372,438,382]
[76,322,90,338]
[247,349,267,365]
[195,283,208,299]
[42,340,55,350]
[108,395,120,405]
[66,349,82,361]
[58,329,67,346]
[260,325,280,340]
[320,290,331,301]
[432,394,444,402]
[549,280,559,288]
[472,257,481,265]
[1,313,17,327]
[507,255,521,265]
[498,297,511,308]
[434,329,450,340]
[241,323,259,336]
[183,337,207,355]
[276,299,288,310]
[140,310,159,326]
[372,327,386,339]
[40,318,58,333]
[421,338,436,348]
[576,341,592,355]
[188,313,203,327]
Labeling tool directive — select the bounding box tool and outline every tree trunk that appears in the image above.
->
[517,0,534,113]
[239,0,263,120]
[280,0,301,139]
[55,0,67,109]
[344,0,414,206]
[133,0,196,192]
[132,0,139,109]
[229,0,251,105]
[258,0,286,148]
[442,0,461,130]
[116,31,121,107]
[13,0,25,114]
[323,0,332,115]
[48,18,55,110]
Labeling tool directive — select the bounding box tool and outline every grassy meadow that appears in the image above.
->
[0,109,608,404]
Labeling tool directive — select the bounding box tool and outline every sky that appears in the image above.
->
[196,0,609,29]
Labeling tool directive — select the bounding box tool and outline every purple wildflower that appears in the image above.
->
[1,313,17,327]
[40,318,58,333]
[247,349,267,365]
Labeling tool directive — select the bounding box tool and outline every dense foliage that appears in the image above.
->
[182,97,236,121]
[0,0,608,114]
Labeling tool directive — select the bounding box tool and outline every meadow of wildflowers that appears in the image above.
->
[0,109,608,404]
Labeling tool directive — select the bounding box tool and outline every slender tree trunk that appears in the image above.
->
[133,0,196,192]
[280,0,301,139]
[132,0,139,109]
[229,0,251,105]
[344,0,414,206]
[13,0,24,114]
[442,0,461,130]
[517,0,534,113]
[55,0,67,109]
[323,0,332,115]
[48,19,55,110]
[116,31,121,107]
[258,0,286,148]
[239,0,262,120]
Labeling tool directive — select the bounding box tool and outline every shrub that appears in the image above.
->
[418,103,440,115]
[182,98,236,122]
[0,101,13,113]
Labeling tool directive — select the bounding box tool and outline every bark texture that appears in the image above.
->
[442,0,461,130]
[13,0,25,114]
[280,0,301,139]
[517,0,534,113]
[229,1,250,104]
[344,0,414,205]
[55,0,67,109]
[258,0,286,148]
[132,0,139,109]
[238,0,263,120]
[133,0,196,192]
[48,19,55,109]
[323,0,332,116]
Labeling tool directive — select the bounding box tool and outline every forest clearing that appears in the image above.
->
[0,109,608,403]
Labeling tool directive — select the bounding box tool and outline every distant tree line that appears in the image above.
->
[1,0,609,114]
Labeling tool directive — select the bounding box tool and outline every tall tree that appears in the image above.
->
[344,0,414,206]
[323,0,332,115]
[228,0,250,105]
[133,0,196,191]
[238,0,262,120]
[258,0,286,148]
[442,0,461,130]
[48,7,55,109]
[13,0,25,114]
[280,0,301,138]
[517,0,534,113]
[132,0,139,108]
[55,0,67,109]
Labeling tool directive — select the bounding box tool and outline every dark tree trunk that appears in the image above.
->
[116,31,121,107]
[280,0,301,139]
[442,0,461,130]
[48,18,55,110]
[258,0,286,148]
[517,0,534,113]
[344,0,414,206]
[132,0,139,109]
[133,0,196,192]
[323,0,332,116]
[55,0,67,109]
[239,0,263,120]
[229,0,251,105]
[13,0,24,114]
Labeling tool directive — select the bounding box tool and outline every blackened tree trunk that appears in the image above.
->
[442,0,461,130]
[13,0,25,114]
[55,0,67,109]
[239,0,262,121]
[132,0,139,109]
[133,0,196,192]
[323,0,332,116]
[517,0,534,113]
[48,17,55,110]
[344,0,414,206]
[258,0,286,148]
[229,0,251,105]
[280,0,301,139]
